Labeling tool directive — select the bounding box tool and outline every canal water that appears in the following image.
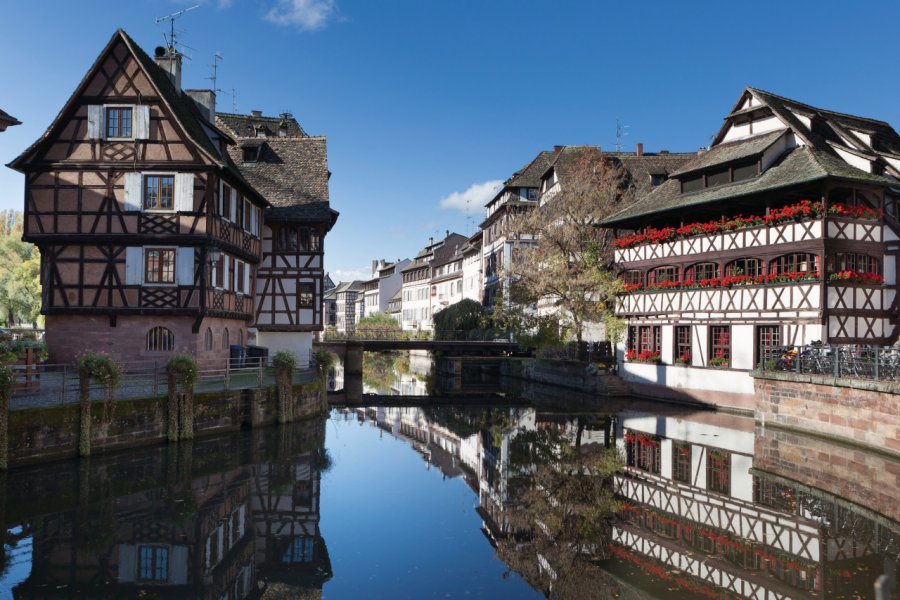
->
[0,351,895,599]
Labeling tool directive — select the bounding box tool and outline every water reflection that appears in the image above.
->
[0,353,896,599]
[1,420,329,599]
[352,398,900,599]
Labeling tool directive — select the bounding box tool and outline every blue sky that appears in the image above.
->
[1,0,899,282]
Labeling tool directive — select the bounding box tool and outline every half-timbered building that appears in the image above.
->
[216,110,336,360]
[9,30,269,364]
[604,88,900,399]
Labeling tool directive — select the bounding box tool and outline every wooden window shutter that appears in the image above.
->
[87,105,103,139]
[133,105,150,139]
[244,263,251,295]
[175,173,194,212]
[229,187,237,222]
[250,205,258,236]
[117,545,136,583]
[125,247,143,285]
[170,546,188,584]
[176,247,194,285]
[223,255,230,290]
[123,172,142,211]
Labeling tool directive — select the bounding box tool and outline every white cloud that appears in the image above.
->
[264,0,337,31]
[217,0,234,8]
[438,180,503,213]
[333,267,372,283]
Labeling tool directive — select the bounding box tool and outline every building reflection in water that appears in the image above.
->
[2,419,331,599]
[351,401,900,599]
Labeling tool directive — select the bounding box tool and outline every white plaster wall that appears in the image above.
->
[256,331,314,367]
[731,453,754,502]
[619,412,755,455]
[620,362,756,395]
[753,114,785,136]
[660,438,673,479]
[834,146,872,173]
[761,130,793,171]
[660,325,674,364]
[731,325,755,370]
[691,445,707,489]
[692,324,708,366]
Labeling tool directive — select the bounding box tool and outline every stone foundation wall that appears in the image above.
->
[754,372,900,457]
[502,358,630,397]
[45,314,250,365]
[7,379,324,466]
[753,426,900,523]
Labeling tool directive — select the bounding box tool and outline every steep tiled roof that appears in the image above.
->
[429,233,467,268]
[217,111,308,138]
[670,129,786,177]
[604,146,889,225]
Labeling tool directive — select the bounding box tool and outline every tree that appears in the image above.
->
[432,299,486,340]
[0,210,41,327]
[506,148,629,345]
[355,312,402,338]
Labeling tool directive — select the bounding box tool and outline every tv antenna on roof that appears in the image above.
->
[615,118,630,152]
[206,52,223,92]
[156,4,200,54]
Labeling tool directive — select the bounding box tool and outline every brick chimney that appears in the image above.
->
[636,143,644,157]
[251,110,263,117]
[554,145,564,153]
[154,46,182,90]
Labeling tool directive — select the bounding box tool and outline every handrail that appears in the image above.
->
[759,343,900,383]
[322,329,513,342]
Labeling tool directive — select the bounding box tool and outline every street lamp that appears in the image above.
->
[207,245,222,285]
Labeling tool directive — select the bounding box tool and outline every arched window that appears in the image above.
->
[831,253,879,274]
[726,257,762,277]
[204,327,213,351]
[621,270,643,286]
[222,328,230,350]
[685,262,718,281]
[770,253,817,274]
[146,327,174,352]
[237,329,244,346]
[648,265,679,285]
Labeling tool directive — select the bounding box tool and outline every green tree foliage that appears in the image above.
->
[432,299,487,340]
[0,210,41,327]
[355,312,401,339]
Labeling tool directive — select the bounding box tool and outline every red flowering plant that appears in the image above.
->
[626,349,661,363]
[675,352,690,365]
[613,200,825,250]
[828,270,884,285]
[828,202,882,220]
[623,271,819,294]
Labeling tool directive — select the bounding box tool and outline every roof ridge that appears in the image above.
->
[749,87,892,128]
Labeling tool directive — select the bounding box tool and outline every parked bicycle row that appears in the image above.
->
[761,342,900,381]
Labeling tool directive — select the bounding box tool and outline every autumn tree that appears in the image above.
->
[505,148,630,345]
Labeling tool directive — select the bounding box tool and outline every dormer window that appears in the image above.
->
[243,146,259,162]
[650,173,667,187]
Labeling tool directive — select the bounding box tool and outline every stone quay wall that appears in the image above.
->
[753,425,900,523]
[8,380,325,467]
[502,358,630,398]
[753,371,900,458]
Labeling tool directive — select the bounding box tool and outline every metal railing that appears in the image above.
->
[760,343,900,382]
[10,352,317,409]
[322,329,513,342]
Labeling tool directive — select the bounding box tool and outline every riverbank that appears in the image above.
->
[6,379,326,467]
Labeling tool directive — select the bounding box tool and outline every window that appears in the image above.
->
[710,325,730,366]
[625,430,660,474]
[235,196,244,228]
[638,325,661,353]
[237,329,243,345]
[621,270,643,286]
[243,200,251,232]
[726,257,762,277]
[732,161,758,182]
[706,168,730,187]
[242,146,259,162]
[213,255,224,288]
[144,248,175,284]
[282,537,314,564]
[649,265,678,284]
[831,252,879,274]
[138,545,168,582]
[221,183,232,219]
[681,175,703,193]
[299,283,315,308]
[673,442,691,483]
[675,325,691,363]
[144,175,174,210]
[650,173,667,186]
[106,107,133,138]
[686,262,717,281]
[707,449,731,494]
[222,328,230,349]
[204,327,213,351]
[146,327,174,352]
[756,325,780,368]
[235,260,246,294]
[770,253,817,274]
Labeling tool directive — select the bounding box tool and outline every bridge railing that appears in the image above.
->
[759,343,900,382]
[322,329,514,342]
